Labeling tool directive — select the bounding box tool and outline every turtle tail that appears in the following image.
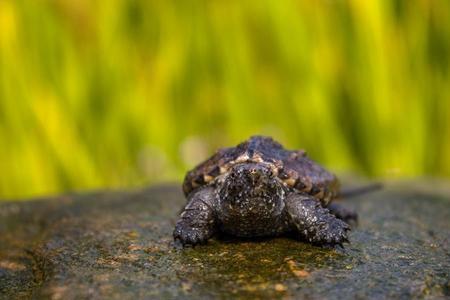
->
[339,183,382,198]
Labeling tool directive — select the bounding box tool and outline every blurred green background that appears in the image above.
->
[0,0,449,200]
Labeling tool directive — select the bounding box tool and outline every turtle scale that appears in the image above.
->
[182,136,339,205]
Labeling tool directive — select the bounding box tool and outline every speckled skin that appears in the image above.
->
[174,136,354,246]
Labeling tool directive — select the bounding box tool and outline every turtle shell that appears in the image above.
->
[182,136,339,205]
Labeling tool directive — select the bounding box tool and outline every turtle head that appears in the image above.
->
[217,163,285,221]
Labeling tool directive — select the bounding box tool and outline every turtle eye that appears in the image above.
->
[310,186,321,195]
[279,169,289,179]
[209,166,220,177]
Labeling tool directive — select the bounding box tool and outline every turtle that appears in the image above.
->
[173,136,357,247]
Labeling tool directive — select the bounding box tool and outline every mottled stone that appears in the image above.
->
[0,182,449,299]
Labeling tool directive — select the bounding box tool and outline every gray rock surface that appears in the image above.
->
[0,182,449,299]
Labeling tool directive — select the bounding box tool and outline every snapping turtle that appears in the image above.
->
[174,136,357,246]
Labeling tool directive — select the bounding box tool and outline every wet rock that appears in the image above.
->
[0,183,449,299]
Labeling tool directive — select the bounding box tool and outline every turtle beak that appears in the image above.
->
[228,164,276,197]
[249,167,273,188]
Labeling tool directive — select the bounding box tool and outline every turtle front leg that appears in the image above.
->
[285,192,350,246]
[173,186,217,246]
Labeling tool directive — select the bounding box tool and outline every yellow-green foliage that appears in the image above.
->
[0,0,449,199]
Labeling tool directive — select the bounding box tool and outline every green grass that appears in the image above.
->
[0,0,449,199]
